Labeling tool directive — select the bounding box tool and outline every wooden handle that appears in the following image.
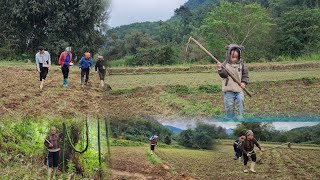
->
[187,37,252,97]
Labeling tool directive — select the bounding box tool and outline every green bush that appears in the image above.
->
[198,84,221,93]
[110,117,172,143]
[178,123,227,149]
[302,77,318,85]
[108,56,133,67]
[126,45,176,66]
[167,85,193,94]
[0,47,16,60]
[164,135,172,145]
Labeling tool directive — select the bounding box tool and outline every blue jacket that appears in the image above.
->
[79,57,93,69]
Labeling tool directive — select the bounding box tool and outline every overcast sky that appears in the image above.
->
[108,0,187,27]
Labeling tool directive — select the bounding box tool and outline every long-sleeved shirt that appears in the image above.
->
[79,57,93,69]
[241,138,261,154]
[95,59,107,71]
[35,51,51,71]
[44,133,63,152]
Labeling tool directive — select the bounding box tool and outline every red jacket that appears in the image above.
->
[58,52,73,67]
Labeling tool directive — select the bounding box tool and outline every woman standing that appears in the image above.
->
[58,47,73,88]
[35,46,51,90]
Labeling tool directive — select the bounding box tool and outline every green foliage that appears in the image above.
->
[275,8,320,57]
[67,160,77,174]
[167,85,194,94]
[110,139,145,147]
[0,0,109,62]
[198,84,221,93]
[167,84,221,94]
[178,123,227,149]
[127,45,176,66]
[302,77,318,85]
[107,56,133,67]
[146,148,162,164]
[233,122,275,140]
[178,129,194,148]
[109,117,172,143]
[192,131,214,149]
[160,93,222,115]
[164,135,172,145]
[202,1,273,61]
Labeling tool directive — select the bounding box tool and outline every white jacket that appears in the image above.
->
[35,51,51,71]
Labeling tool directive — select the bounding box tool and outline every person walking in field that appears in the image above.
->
[217,44,249,119]
[44,127,63,180]
[150,135,158,154]
[95,55,107,88]
[35,46,51,90]
[58,47,73,88]
[79,52,93,87]
[241,130,262,173]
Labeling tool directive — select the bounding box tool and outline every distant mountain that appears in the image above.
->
[226,128,234,135]
[165,125,183,133]
[289,123,320,132]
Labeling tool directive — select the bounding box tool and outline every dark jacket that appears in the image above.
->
[233,140,240,152]
[241,138,261,154]
[95,59,107,71]
[150,138,158,145]
[218,44,249,92]
[44,133,63,152]
[79,57,93,69]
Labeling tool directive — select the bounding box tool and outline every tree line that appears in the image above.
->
[104,0,320,66]
[1,0,320,66]
[0,0,109,62]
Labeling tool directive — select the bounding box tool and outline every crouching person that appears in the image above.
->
[233,136,245,160]
[44,127,63,179]
[241,130,262,173]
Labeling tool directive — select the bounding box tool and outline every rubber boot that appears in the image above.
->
[250,162,256,173]
[52,168,57,179]
[243,165,249,173]
[40,80,44,90]
[100,80,104,88]
[81,77,84,87]
[65,78,68,87]
[63,78,68,88]
[47,168,52,180]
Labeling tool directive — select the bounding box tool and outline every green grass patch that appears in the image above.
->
[160,93,222,115]
[301,77,318,85]
[157,143,185,149]
[167,84,221,94]
[272,53,320,62]
[167,85,195,94]
[198,84,221,93]
[107,57,129,67]
[111,139,145,147]
[146,148,162,164]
